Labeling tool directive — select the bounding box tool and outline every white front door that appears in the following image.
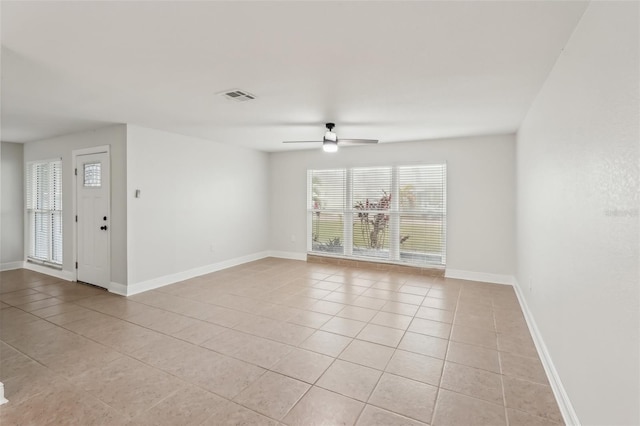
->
[76,152,110,288]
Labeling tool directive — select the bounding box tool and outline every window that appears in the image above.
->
[309,169,346,254]
[26,159,63,266]
[83,162,101,187]
[308,164,446,266]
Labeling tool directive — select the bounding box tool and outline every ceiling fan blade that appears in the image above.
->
[338,139,379,145]
[282,140,323,144]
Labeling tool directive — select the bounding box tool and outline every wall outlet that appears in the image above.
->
[209,244,215,253]
[290,234,296,243]
[528,278,533,292]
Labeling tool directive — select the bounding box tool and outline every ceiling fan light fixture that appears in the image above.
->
[324,130,337,142]
[323,140,338,153]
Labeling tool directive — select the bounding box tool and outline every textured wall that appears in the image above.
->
[516,2,639,424]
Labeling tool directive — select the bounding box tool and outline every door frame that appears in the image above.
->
[72,145,111,285]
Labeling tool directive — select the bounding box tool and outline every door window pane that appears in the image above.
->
[83,162,101,187]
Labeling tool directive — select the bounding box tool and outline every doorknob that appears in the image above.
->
[100,225,108,231]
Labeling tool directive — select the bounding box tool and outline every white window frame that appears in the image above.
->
[25,158,63,267]
[307,163,447,267]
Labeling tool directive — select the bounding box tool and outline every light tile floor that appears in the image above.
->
[0,258,564,425]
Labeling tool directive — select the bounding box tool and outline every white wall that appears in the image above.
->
[269,134,516,278]
[1,142,24,268]
[126,125,270,287]
[516,2,639,425]
[23,125,128,284]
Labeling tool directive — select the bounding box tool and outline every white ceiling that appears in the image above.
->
[1,1,588,152]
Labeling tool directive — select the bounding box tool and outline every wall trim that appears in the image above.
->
[124,251,270,296]
[108,282,128,296]
[22,262,74,281]
[444,268,515,285]
[513,280,580,426]
[0,261,24,271]
[268,251,307,261]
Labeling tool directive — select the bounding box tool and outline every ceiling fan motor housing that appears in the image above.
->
[324,123,338,142]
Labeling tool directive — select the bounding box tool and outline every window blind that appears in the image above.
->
[308,169,346,254]
[352,167,392,259]
[397,164,447,265]
[26,159,63,265]
[308,164,447,267]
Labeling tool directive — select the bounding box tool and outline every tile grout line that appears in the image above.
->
[262,270,414,425]
[7,269,447,421]
[354,286,431,425]
[428,283,462,426]
[276,272,429,424]
[3,265,546,425]
[495,298,510,426]
[351,291,415,424]
[6,291,278,414]
[297,275,409,425]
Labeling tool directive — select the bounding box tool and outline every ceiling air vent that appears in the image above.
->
[220,89,256,102]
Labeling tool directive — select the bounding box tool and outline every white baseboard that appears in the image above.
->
[0,261,24,271]
[108,282,128,296]
[268,251,307,261]
[513,280,580,426]
[124,251,271,296]
[444,268,515,285]
[0,381,7,405]
[22,262,74,281]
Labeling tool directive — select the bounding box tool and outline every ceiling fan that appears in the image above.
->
[283,123,379,152]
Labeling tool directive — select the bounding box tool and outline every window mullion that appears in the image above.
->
[441,164,448,265]
[390,166,400,261]
[307,171,313,252]
[48,164,54,263]
[344,169,353,256]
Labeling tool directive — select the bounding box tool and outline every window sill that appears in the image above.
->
[306,252,444,277]
[26,258,63,271]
